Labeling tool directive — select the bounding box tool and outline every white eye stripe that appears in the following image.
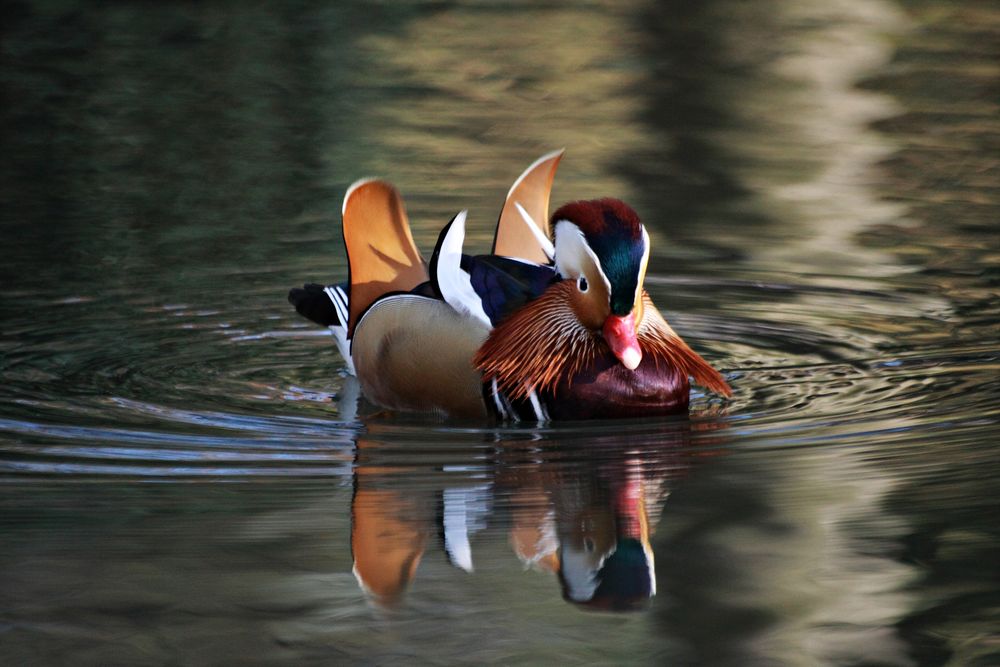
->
[553,220,612,298]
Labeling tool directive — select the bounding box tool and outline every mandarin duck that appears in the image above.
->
[288,151,730,421]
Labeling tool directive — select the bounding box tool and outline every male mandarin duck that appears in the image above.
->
[288,151,730,421]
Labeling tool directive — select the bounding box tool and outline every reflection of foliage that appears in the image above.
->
[859,6,1000,665]
[625,0,910,275]
[356,1,649,245]
[861,3,999,273]
[0,3,385,287]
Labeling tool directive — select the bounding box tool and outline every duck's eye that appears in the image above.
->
[577,276,589,293]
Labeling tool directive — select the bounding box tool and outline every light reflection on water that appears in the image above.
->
[1,0,998,664]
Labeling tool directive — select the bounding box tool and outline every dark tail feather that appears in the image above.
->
[288,283,347,327]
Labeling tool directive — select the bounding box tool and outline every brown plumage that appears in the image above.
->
[493,149,563,264]
[475,286,731,401]
[475,281,595,399]
[343,180,427,336]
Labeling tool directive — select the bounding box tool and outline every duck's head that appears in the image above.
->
[551,199,650,371]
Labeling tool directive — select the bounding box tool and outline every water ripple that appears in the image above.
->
[0,276,995,479]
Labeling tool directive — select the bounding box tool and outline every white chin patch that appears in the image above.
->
[622,347,642,370]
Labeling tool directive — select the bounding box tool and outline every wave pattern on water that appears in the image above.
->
[1,273,996,479]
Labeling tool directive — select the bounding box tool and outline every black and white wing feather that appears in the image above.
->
[288,282,356,375]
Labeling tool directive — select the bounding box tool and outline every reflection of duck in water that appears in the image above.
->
[350,482,428,606]
[289,152,730,421]
[350,433,684,610]
[503,453,663,612]
[556,464,657,611]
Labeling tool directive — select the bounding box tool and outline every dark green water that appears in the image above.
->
[1,1,998,664]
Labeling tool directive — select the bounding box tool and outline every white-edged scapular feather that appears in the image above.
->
[436,210,493,329]
[323,285,356,375]
[513,201,556,262]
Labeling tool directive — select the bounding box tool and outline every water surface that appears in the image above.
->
[1,1,998,664]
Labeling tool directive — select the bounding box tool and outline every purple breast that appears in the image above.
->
[542,351,690,420]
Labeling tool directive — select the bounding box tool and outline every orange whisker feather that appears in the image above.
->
[474,287,732,399]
